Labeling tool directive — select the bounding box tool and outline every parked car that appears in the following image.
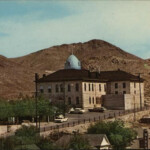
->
[54,115,68,123]
[89,107,106,112]
[70,108,85,114]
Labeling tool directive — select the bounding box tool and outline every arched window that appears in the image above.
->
[68,97,71,105]
[76,83,79,91]
[89,97,91,104]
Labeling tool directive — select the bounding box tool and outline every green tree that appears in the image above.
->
[87,120,137,149]
[68,134,91,150]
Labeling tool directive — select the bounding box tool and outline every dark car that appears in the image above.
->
[88,107,106,112]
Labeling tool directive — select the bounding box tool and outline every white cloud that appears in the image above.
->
[0,1,150,58]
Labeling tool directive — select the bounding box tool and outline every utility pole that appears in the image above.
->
[35,73,38,131]
[137,73,143,110]
[63,82,66,117]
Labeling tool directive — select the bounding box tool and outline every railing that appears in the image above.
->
[40,106,150,132]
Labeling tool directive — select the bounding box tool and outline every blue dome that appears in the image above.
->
[64,54,81,70]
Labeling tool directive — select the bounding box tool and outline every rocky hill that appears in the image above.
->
[1,39,150,99]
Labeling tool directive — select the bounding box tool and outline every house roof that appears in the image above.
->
[55,134,110,148]
[37,69,144,83]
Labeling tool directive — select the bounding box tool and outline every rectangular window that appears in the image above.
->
[89,97,91,104]
[92,84,94,91]
[84,83,86,91]
[123,83,126,88]
[68,84,71,92]
[134,90,136,94]
[92,97,94,104]
[115,91,118,94]
[68,97,71,105]
[76,83,79,92]
[40,89,44,93]
[60,84,63,92]
[76,97,79,105]
[89,84,91,91]
[48,88,51,93]
[56,84,59,93]
[115,83,118,89]
[99,84,101,91]
[123,91,126,94]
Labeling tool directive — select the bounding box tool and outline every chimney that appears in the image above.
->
[35,73,39,81]
[43,74,46,78]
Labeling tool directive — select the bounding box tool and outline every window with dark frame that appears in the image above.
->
[123,91,126,94]
[134,90,136,94]
[89,84,91,91]
[89,97,91,104]
[115,91,118,94]
[115,83,118,89]
[92,84,94,91]
[99,84,101,91]
[68,97,71,105]
[123,83,126,88]
[60,84,63,92]
[55,84,59,93]
[84,83,86,91]
[92,97,94,104]
[48,86,52,93]
[40,89,44,93]
[76,97,79,105]
[76,83,79,92]
[68,84,71,92]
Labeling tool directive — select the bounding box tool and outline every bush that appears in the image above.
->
[68,134,91,150]
[37,136,58,150]
[87,120,137,149]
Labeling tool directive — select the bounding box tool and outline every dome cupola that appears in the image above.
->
[64,54,81,70]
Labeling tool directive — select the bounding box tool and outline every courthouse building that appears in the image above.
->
[36,54,144,110]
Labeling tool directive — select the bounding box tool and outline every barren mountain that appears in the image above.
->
[1,39,150,100]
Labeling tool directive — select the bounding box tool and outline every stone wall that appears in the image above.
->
[103,94,124,109]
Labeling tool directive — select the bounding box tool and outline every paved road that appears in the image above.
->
[40,110,124,131]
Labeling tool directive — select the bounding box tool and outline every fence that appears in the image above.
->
[40,106,150,133]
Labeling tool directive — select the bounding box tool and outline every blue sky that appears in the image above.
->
[0,1,150,58]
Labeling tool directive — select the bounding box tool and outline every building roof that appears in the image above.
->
[64,54,81,70]
[55,134,110,148]
[37,69,144,83]
[37,69,107,82]
[99,70,144,82]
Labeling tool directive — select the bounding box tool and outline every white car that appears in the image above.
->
[54,115,68,123]
[70,108,85,114]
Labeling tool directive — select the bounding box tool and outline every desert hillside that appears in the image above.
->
[1,39,150,100]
